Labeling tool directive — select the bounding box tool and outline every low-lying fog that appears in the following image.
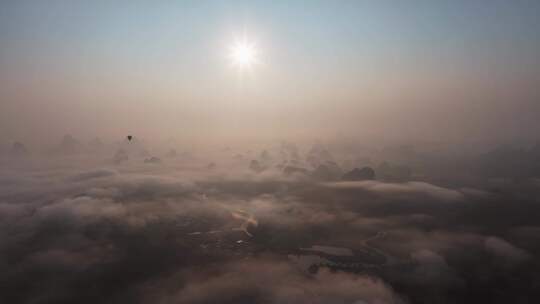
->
[1,137,540,303]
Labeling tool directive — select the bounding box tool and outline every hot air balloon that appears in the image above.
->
[127,135,133,141]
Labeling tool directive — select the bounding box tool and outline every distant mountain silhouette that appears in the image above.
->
[280,141,301,161]
[283,165,309,176]
[144,156,161,164]
[166,149,177,158]
[249,159,266,173]
[342,167,375,181]
[10,141,28,156]
[306,143,334,168]
[312,161,342,181]
[259,150,272,163]
[56,134,84,155]
[113,149,128,164]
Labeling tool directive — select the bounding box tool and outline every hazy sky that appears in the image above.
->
[1,0,539,145]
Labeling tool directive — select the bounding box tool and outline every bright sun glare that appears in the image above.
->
[229,37,258,69]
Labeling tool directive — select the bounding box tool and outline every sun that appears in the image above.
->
[229,37,258,69]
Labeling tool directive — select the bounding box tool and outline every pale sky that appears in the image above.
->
[1,0,539,146]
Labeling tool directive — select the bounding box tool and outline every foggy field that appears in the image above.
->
[1,140,540,303]
[2,1,540,303]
